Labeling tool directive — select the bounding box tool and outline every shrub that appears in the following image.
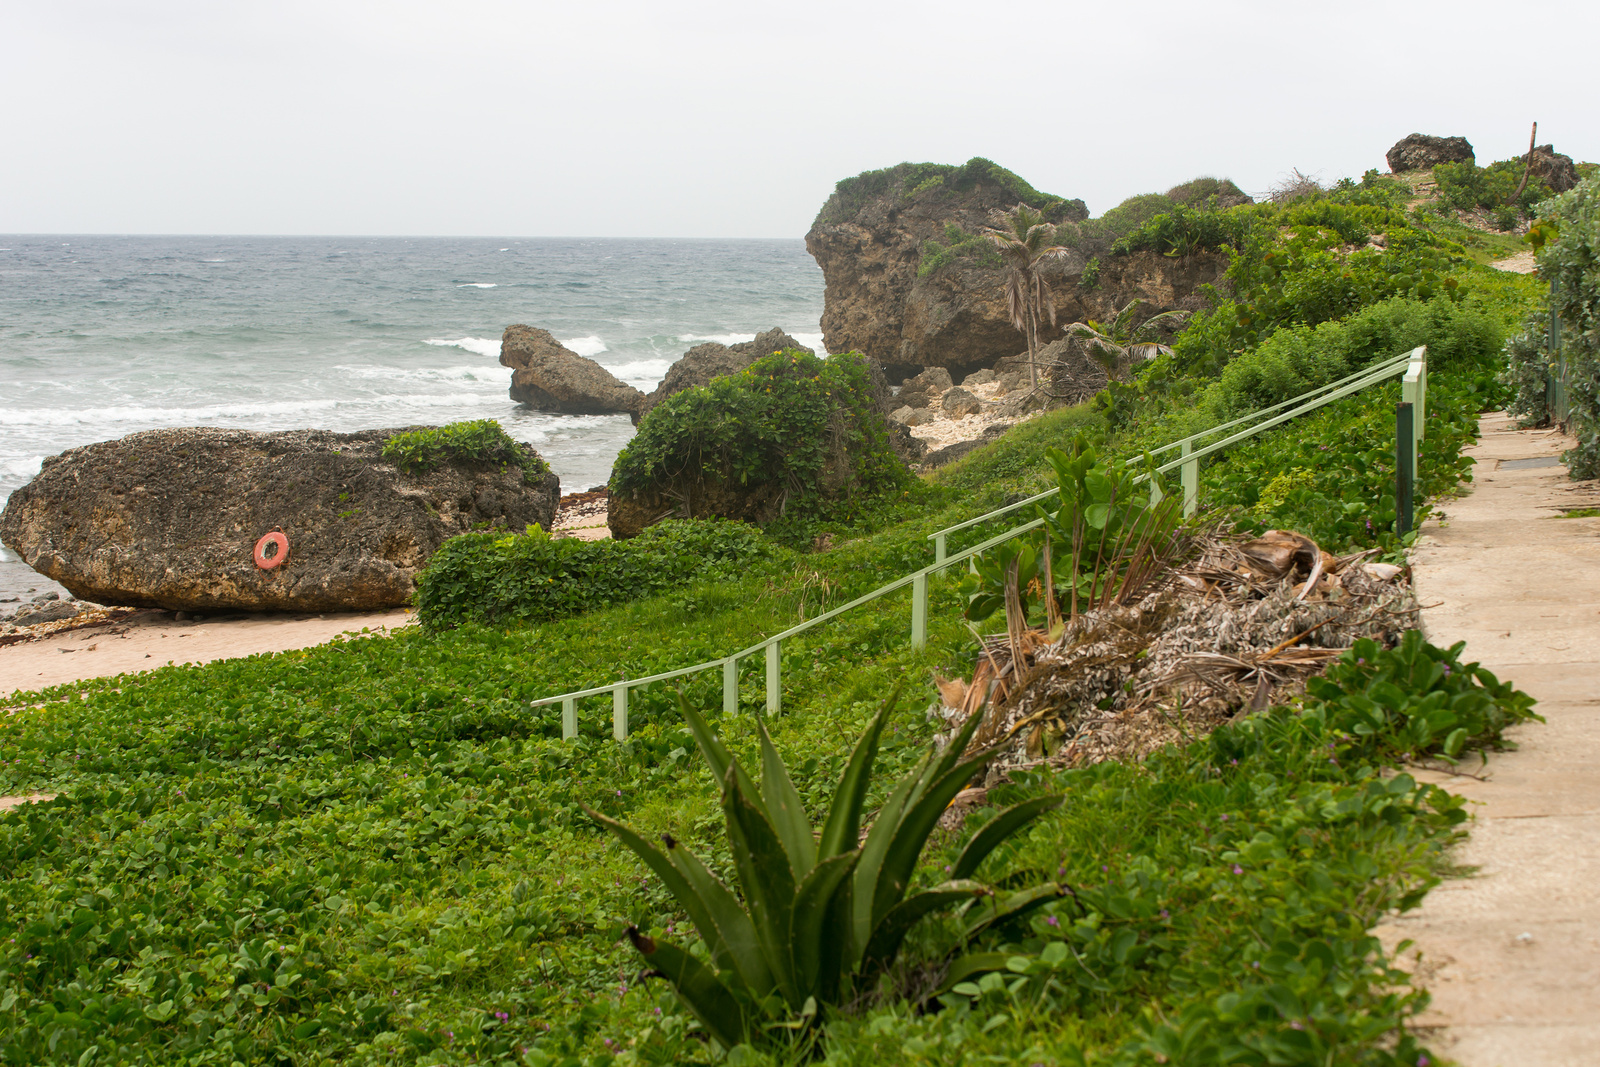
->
[1501,313,1552,427]
[610,350,909,521]
[415,519,775,629]
[1532,177,1600,476]
[382,419,550,485]
[1307,632,1540,763]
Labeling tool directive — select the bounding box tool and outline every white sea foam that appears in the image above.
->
[680,332,758,346]
[338,363,511,384]
[791,332,828,355]
[457,282,497,289]
[0,394,504,428]
[424,337,502,358]
[606,359,673,384]
[1,456,43,482]
[561,336,607,358]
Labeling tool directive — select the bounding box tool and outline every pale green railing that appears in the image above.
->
[528,346,1428,740]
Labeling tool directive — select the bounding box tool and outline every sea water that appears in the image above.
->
[0,236,825,600]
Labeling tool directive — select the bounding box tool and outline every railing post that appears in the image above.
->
[934,532,946,565]
[561,696,577,741]
[613,685,628,741]
[910,572,927,650]
[1396,402,1414,537]
[1180,439,1198,517]
[765,641,781,715]
[723,657,738,716]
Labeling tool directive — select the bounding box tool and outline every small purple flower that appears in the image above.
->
[1418,1058,1430,1067]
[1232,865,1243,875]
[1219,814,1228,821]
[1160,909,1170,919]
[1252,960,1260,968]
[1290,1020,1304,1030]
[1045,915,1059,927]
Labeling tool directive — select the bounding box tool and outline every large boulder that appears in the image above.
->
[1386,134,1475,173]
[636,328,813,423]
[0,427,560,613]
[806,160,1224,381]
[1527,144,1581,194]
[500,325,644,416]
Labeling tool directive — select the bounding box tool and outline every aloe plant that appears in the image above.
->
[585,694,1063,1049]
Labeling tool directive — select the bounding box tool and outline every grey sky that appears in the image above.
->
[4,0,1594,237]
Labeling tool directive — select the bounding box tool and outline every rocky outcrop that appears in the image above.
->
[1386,134,1475,173]
[636,328,812,423]
[0,427,560,613]
[806,160,1223,381]
[500,326,644,416]
[1527,144,1581,194]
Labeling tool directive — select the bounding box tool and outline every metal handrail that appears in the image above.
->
[929,348,1422,558]
[530,346,1427,742]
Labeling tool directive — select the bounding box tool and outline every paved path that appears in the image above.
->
[1380,412,1600,1065]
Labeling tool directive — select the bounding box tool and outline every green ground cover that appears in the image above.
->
[0,196,1548,1065]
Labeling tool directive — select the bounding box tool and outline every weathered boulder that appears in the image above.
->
[636,328,812,423]
[500,325,644,416]
[895,366,954,410]
[1386,134,1475,173]
[0,427,560,613]
[941,387,984,417]
[806,159,1226,381]
[1527,144,1581,194]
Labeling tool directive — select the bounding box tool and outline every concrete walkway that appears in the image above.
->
[1381,412,1600,1065]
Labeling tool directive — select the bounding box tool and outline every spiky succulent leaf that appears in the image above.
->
[721,766,802,1006]
[950,796,1065,881]
[869,750,996,927]
[626,926,746,1051]
[860,881,989,972]
[755,715,816,878]
[936,951,1014,995]
[816,700,890,861]
[847,760,922,968]
[679,696,765,815]
[662,834,773,997]
[962,881,1068,942]
[584,806,730,969]
[788,851,857,997]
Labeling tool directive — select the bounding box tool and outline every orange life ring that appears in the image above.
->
[254,531,289,570]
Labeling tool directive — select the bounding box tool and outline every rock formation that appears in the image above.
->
[500,326,644,416]
[636,328,812,423]
[1527,144,1581,194]
[0,427,560,613]
[1386,134,1475,173]
[805,159,1224,381]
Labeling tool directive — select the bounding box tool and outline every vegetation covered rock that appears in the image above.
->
[608,350,909,537]
[1386,132,1475,172]
[805,158,1229,381]
[635,327,812,423]
[0,422,559,612]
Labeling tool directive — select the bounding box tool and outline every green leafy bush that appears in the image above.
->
[1531,177,1600,476]
[382,419,550,485]
[1501,312,1552,427]
[1306,632,1540,763]
[415,519,776,629]
[611,350,909,520]
[1434,158,1552,217]
[918,222,1003,277]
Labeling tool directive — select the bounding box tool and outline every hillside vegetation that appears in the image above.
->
[0,169,1556,1066]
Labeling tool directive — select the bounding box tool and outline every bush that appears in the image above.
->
[610,350,909,521]
[415,519,776,629]
[1501,313,1552,427]
[382,419,550,485]
[1533,177,1600,476]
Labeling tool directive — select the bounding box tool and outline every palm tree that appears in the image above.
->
[1061,299,1191,383]
[983,204,1069,389]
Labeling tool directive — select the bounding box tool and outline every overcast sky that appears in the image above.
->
[4,0,1595,237]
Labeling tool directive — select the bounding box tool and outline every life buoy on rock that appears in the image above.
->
[254,531,290,570]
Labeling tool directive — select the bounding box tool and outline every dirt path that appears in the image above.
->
[1376,412,1600,1064]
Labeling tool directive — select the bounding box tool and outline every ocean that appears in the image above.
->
[0,236,826,601]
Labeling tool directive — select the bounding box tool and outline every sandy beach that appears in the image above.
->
[0,607,414,696]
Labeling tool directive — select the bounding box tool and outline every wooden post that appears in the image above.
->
[1180,439,1198,517]
[561,697,577,741]
[723,657,738,716]
[613,685,628,741]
